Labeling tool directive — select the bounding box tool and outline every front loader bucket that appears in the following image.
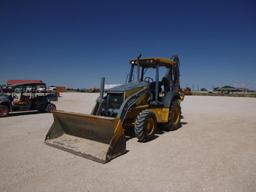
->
[45,111,126,163]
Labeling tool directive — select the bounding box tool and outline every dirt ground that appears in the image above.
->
[0,93,256,192]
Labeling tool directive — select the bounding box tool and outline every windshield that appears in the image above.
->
[128,64,168,83]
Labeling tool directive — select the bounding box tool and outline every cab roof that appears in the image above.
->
[129,57,177,68]
[9,82,46,87]
[6,80,43,85]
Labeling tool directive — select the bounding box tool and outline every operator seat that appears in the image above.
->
[149,82,164,107]
[161,77,170,94]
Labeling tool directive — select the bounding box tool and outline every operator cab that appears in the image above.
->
[129,56,180,106]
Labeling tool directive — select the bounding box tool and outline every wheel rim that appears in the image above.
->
[146,118,155,135]
[171,105,180,125]
[48,104,56,112]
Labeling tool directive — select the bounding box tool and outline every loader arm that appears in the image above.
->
[118,87,149,122]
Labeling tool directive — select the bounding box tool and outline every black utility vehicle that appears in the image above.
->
[0,82,56,117]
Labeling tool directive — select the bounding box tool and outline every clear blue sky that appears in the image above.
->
[0,0,256,89]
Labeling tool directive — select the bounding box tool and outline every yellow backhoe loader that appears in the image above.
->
[45,55,183,163]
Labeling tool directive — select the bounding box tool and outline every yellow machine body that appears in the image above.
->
[45,56,182,163]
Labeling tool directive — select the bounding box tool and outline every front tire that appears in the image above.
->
[134,110,156,142]
[45,103,56,113]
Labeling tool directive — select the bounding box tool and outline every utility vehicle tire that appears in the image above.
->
[45,103,56,113]
[161,100,181,131]
[134,110,156,142]
[0,105,9,117]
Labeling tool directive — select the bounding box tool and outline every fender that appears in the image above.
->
[162,92,182,108]
[0,95,12,111]
[118,87,149,122]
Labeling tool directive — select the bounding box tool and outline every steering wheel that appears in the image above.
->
[144,77,154,83]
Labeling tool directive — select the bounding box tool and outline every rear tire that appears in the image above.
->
[0,105,9,117]
[45,103,56,113]
[134,110,156,142]
[161,100,181,131]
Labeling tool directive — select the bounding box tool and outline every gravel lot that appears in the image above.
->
[0,93,256,192]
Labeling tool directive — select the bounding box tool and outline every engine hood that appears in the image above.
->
[108,82,149,93]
